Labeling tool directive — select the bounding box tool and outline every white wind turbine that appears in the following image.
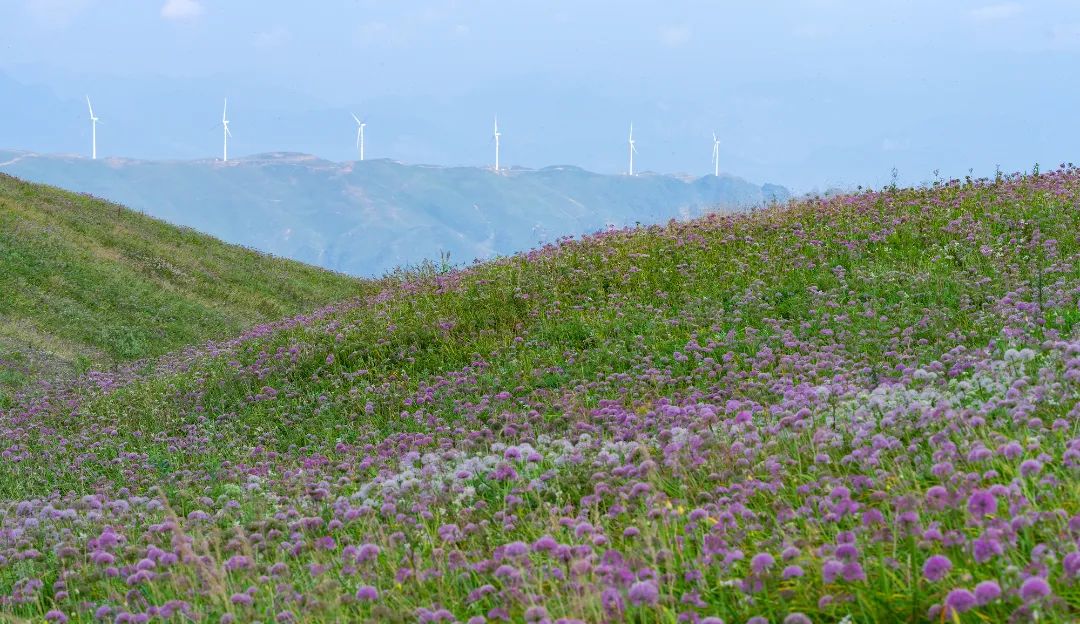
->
[712,132,720,177]
[221,98,232,162]
[352,113,366,161]
[627,123,637,176]
[85,96,99,160]
[492,115,501,172]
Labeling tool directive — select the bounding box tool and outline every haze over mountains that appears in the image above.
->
[0,150,788,276]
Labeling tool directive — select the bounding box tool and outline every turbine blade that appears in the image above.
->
[352,112,362,125]
[226,125,232,137]
[223,98,228,121]
[86,96,94,118]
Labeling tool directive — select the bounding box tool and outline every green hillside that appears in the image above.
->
[0,174,363,404]
[1,168,1079,622]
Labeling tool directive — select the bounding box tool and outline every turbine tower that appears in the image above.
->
[712,132,720,177]
[352,113,366,161]
[628,123,637,176]
[85,96,99,160]
[221,98,232,162]
[492,116,501,172]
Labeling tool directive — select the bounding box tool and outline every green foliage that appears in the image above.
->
[0,174,364,395]
[1,170,1079,622]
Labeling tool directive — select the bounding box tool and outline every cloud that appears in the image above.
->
[792,22,834,40]
[161,0,203,20]
[23,0,93,27]
[1049,22,1080,48]
[355,9,466,47]
[658,25,691,47]
[881,137,910,152]
[968,3,1022,21]
[253,26,292,49]
[358,20,404,46]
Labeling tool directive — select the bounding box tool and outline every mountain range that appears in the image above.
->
[0,149,788,276]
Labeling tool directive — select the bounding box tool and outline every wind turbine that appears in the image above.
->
[221,98,232,162]
[352,113,366,161]
[85,96,99,160]
[628,123,637,176]
[492,115,501,172]
[711,132,720,177]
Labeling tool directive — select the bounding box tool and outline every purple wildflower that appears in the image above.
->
[861,509,884,526]
[1019,459,1043,477]
[1063,551,1080,578]
[922,555,952,582]
[841,561,866,582]
[503,541,529,558]
[357,543,380,562]
[972,535,1003,563]
[822,559,843,583]
[974,580,1001,605]
[628,580,659,606]
[944,588,976,614]
[750,552,775,574]
[966,490,997,517]
[223,555,252,571]
[1019,576,1051,602]
[601,586,624,614]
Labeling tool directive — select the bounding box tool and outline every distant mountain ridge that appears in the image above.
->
[0,150,788,276]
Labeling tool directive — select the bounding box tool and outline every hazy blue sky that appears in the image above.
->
[2,0,1079,191]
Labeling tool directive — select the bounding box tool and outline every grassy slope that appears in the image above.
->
[0,173,363,404]
[1,169,1079,622]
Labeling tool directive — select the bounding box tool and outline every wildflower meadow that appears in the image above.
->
[1,167,1079,622]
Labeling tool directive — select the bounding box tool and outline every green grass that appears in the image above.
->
[0,174,364,405]
[0,169,1079,622]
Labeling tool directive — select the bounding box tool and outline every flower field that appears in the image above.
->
[1,168,1079,622]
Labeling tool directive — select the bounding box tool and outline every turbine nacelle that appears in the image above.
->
[86,95,99,159]
[352,112,367,160]
[221,98,231,162]
[492,115,501,172]
[711,131,721,177]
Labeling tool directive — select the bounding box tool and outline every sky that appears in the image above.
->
[1,0,1079,192]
